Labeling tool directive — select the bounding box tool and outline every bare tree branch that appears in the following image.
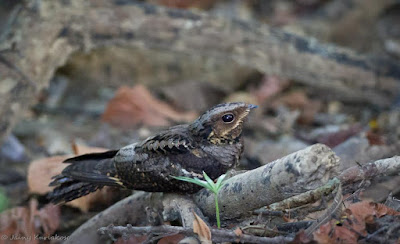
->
[305,183,343,237]
[97,224,294,243]
[339,155,400,185]
[268,178,340,211]
[194,144,340,219]
[162,194,207,228]
[66,191,156,244]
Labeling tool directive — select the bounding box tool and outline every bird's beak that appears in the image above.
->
[248,104,258,110]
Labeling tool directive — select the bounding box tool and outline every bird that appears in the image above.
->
[48,102,257,203]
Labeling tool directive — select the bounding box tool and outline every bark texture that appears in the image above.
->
[194,143,340,219]
[66,191,154,244]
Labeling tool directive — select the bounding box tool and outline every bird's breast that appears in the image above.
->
[200,142,242,167]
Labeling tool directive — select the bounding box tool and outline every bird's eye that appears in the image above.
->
[222,113,235,123]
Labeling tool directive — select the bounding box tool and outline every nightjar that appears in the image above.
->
[49,102,257,203]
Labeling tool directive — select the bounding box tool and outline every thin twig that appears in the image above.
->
[268,178,340,211]
[305,182,343,236]
[98,224,294,244]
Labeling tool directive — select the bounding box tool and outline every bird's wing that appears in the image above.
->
[140,132,194,154]
[113,126,195,165]
[138,125,195,154]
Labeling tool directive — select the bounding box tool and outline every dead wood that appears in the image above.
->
[162,194,207,228]
[304,183,343,237]
[97,224,294,243]
[66,150,400,242]
[339,155,400,185]
[1,0,400,143]
[65,191,155,244]
[268,178,340,211]
[66,192,206,243]
[194,144,340,219]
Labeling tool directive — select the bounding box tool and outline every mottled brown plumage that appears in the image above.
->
[48,102,256,203]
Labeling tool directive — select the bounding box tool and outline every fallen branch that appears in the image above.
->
[97,224,294,244]
[162,193,207,228]
[195,144,340,219]
[339,155,400,185]
[305,183,343,237]
[268,178,340,211]
[66,192,205,243]
[65,191,156,244]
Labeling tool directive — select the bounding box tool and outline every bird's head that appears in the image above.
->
[189,102,257,144]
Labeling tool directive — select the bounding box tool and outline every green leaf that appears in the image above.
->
[173,174,226,229]
[215,174,226,189]
[202,172,216,192]
[172,176,210,190]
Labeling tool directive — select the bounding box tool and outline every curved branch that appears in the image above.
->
[65,191,155,244]
[162,193,207,228]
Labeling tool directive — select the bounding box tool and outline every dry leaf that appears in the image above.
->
[311,200,400,243]
[233,227,243,243]
[192,212,211,244]
[0,199,60,244]
[315,124,362,148]
[292,230,312,243]
[272,90,321,125]
[72,143,109,155]
[102,85,197,128]
[28,144,107,195]
[28,155,71,195]
[233,227,242,237]
[27,144,120,212]
[298,100,322,125]
[273,90,309,109]
[158,234,185,244]
[333,225,359,244]
[312,222,338,244]
[312,221,359,244]
[251,75,289,103]
[371,202,400,217]
[345,201,376,235]
[366,130,385,145]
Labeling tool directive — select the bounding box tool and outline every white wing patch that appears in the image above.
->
[141,136,192,153]
[114,143,146,162]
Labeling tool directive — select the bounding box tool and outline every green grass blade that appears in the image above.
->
[203,172,215,187]
[215,174,226,189]
[172,176,210,189]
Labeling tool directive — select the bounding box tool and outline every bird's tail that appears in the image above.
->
[48,150,122,204]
